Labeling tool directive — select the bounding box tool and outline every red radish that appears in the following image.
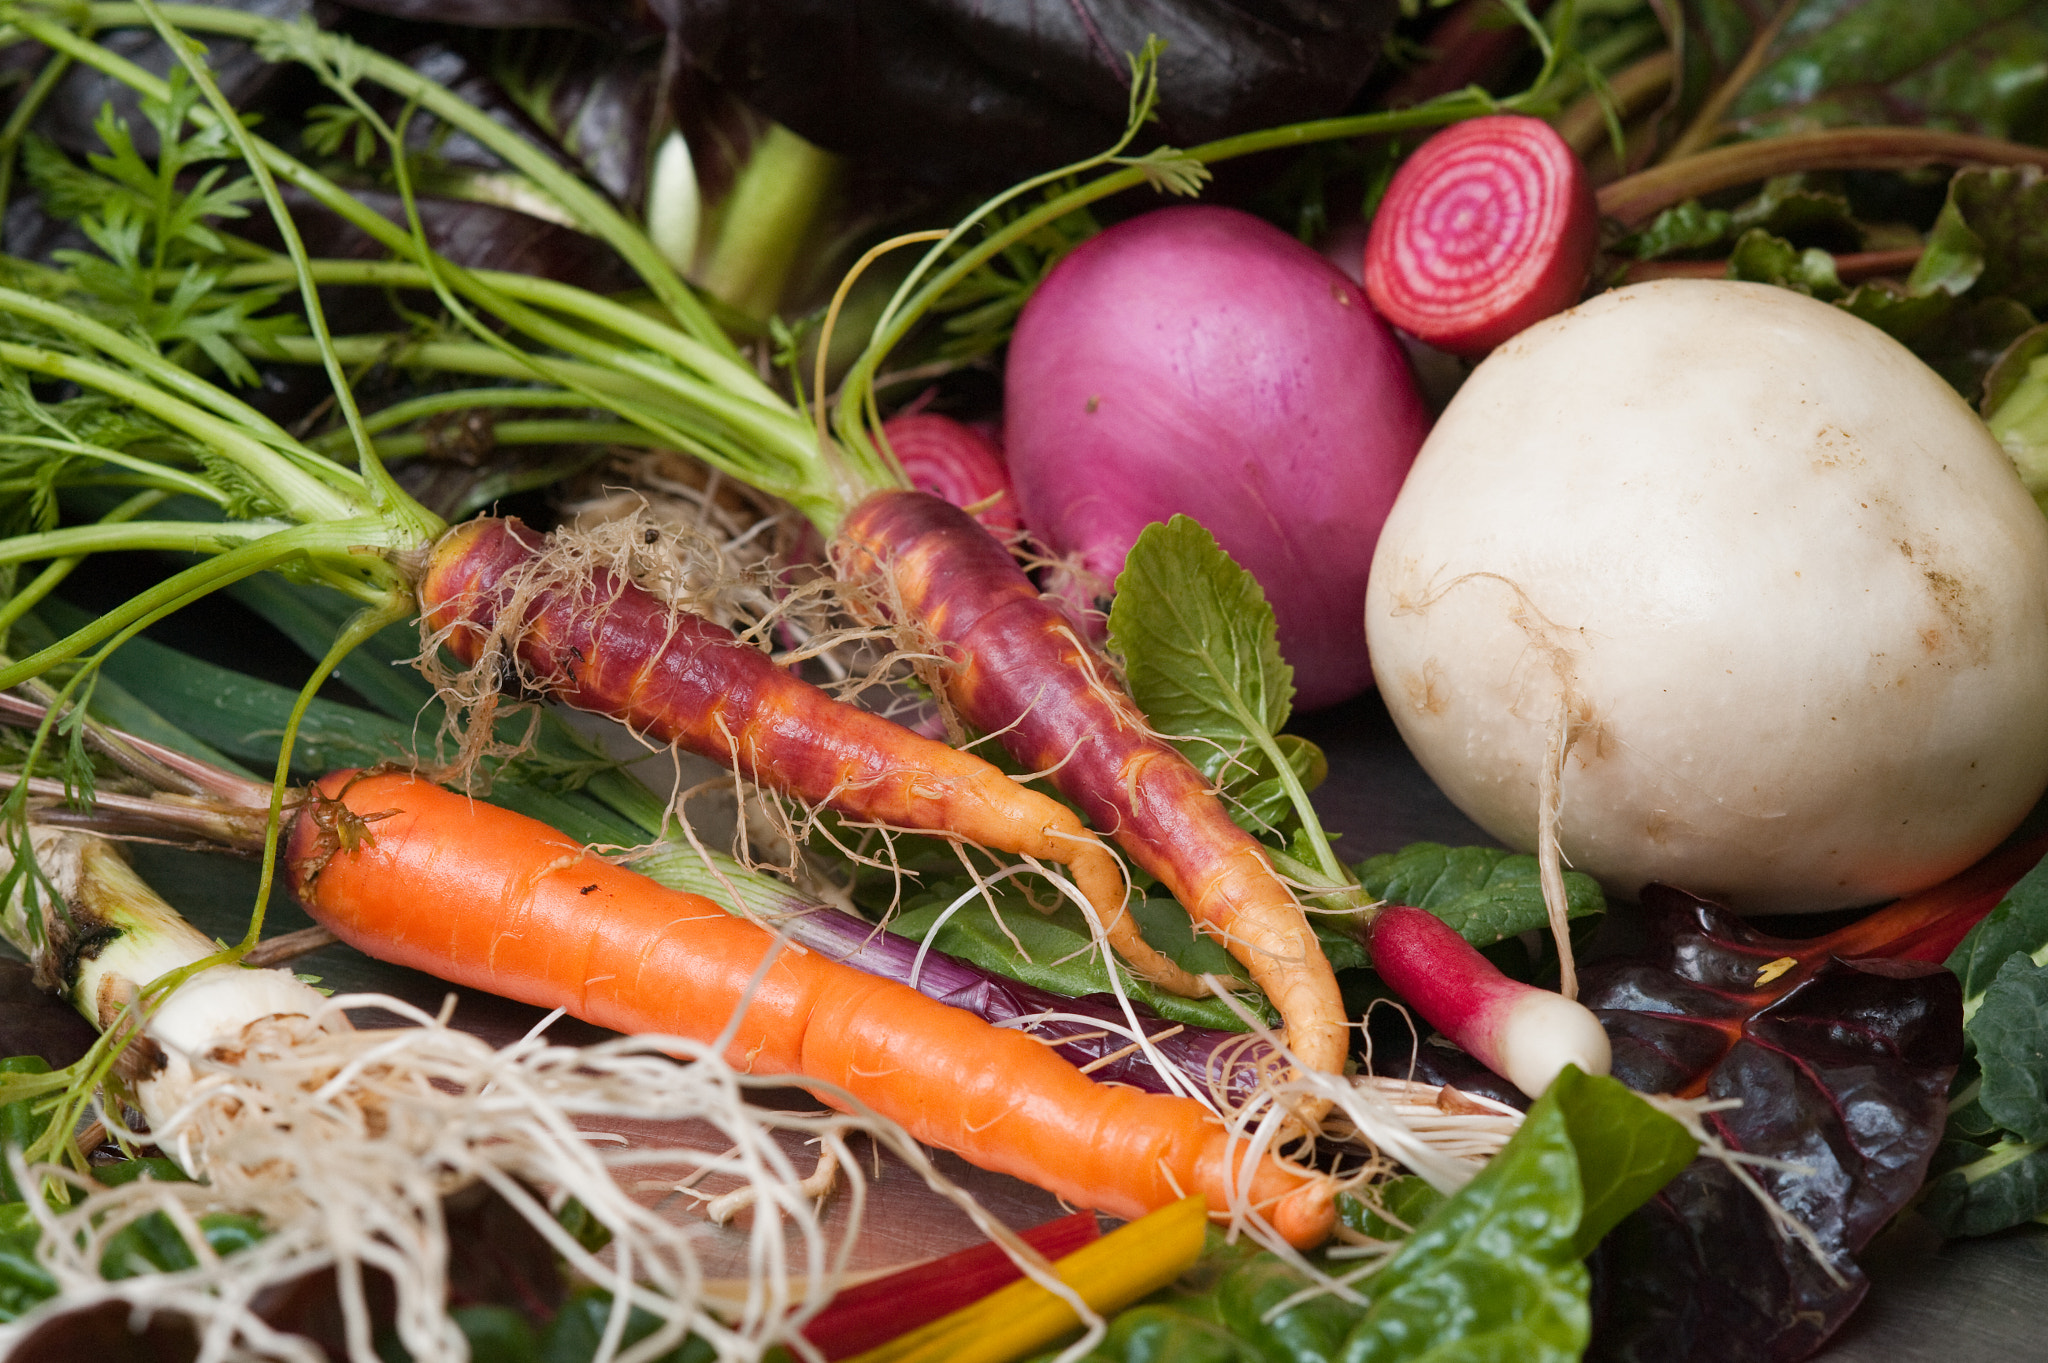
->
[799,1211,1099,1359]
[882,412,1024,535]
[1363,114,1598,357]
[1002,204,1429,710]
[1365,905,1610,1099]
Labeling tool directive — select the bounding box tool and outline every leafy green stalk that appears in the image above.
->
[11,0,1579,535]
[0,489,166,642]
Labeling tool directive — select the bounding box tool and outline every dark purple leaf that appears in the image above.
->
[0,960,98,1070]
[29,0,316,160]
[1579,886,1964,1363]
[654,0,1402,188]
[328,0,649,29]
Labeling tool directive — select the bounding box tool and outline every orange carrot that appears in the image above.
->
[285,770,1336,1248]
[415,516,1202,996]
[835,491,1349,1080]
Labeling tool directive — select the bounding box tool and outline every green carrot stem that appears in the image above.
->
[11,12,815,504]
[253,334,843,524]
[0,284,315,463]
[68,1,729,357]
[134,0,411,533]
[0,516,409,693]
[0,516,279,566]
[0,434,226,503]
[220,258,781,411]
[349,420,653,462]
[0,338,367,524]
[0,490,167,641]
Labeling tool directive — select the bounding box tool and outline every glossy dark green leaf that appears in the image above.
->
[1970,952,2048,1142]
[1946,849,2048,1010]
[1716,1,2048,144]
[1917,1135,2048,1237]
[1352,843,1605,951]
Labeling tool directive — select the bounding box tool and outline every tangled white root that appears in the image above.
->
[0,994,1040,1363]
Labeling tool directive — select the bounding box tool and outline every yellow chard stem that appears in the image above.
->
[846,1196,1208,1363]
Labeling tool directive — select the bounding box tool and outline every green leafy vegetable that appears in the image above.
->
[1922,849,2048,1235]
[1042,1067,1695,1363]
[1694,0,2048,145]
[1727,227,1846,298]
[1967,953,2048,1142]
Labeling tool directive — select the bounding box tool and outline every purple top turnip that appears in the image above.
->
[1003,205,1430,710]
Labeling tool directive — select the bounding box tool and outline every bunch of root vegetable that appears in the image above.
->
[0,824,1045,1363]
[0,0,1560,1112]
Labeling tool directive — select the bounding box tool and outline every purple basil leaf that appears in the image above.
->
[653,0,1402,188]
[0,960,98,1071]
[327,0,645,29]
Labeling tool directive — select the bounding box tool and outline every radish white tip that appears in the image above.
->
[1498,989,1613,1099]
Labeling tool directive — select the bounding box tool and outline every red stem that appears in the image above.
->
[799,1211,1100,1360]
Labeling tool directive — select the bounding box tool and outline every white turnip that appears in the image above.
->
[1365,280,2048,914]
[1004,205,1429,710]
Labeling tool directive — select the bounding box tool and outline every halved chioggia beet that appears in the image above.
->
[1363,113,1598,357]
[880,411,1024,535]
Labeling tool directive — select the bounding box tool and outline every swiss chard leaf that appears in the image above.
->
[1917,1135,2048,1238]
[1580,886,1966,1362]
[1946,846,2048,1011]
[1699,1,2048,145]
[1045,1071,1693,1363]
[1343,1068,1692,1363]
